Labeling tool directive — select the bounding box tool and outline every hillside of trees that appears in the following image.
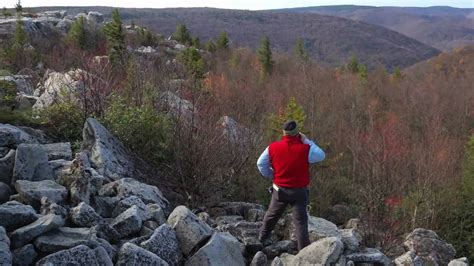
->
[1,7,473,261]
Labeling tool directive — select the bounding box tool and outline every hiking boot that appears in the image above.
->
[258,236,272,247]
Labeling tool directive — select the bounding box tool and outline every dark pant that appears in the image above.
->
[259,186,310,251]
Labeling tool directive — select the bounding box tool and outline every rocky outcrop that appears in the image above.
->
[0,201,38,231]
[0,182,11,204]
[116,243,168,266]
[36,244,113,265]
[0,226,12,266]
[15,179,67,209]
[140,224,182,265]
[12,243,37,266]
[291,237,344,265]
[70,202,102,227]
[10,214,64,249]
[0,149,15,185]
[34,227,94,254]
[185,232,245,266]
[12,144,54,184]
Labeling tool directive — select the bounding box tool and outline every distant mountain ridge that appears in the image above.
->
[273,5,474,51]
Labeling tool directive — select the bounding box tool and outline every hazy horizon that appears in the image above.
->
[2,0,473,10]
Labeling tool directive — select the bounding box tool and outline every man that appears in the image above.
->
[257,120,325,251]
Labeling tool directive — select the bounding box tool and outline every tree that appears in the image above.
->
[103,8,126,66]
[294,37,309,62]
[392,67,402,80]
[191,37,200,48]
[257,36,273,75]
[216,32,229,50]
[347,56,359,73]
[178,47,204,79]
[3,7,12,18]
[68,16,87,49]
[206,39,216,53]
[15,0,22,15]
[268,96,307,140]
[358,64,368,79]
[13,19,27,50]
[172,24,191,45]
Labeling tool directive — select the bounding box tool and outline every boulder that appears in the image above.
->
[110,205,143,239]
[0,226,12,266]
[12,144,54,184]
[339,228,361,252]
[99,178,169,209]
[0,182,12,204]
[70,202,102,227]
[262,240,296,259]
[12,244,37,266]
[15,93,38,110]
[49,159,73,179]
[82,118,134,180]
[34,227,94,254]
[148,203,167,225]
[308,216,341,242]
[15,180,67,209]
[36,244,113,266]
[0,124,38,147]
[345,248,392,266]
[291,237,344,265]
[112,196,152,221]
[90,221,120,244]
[322,204,359,226]
[449,257,469,266]
[210,202,265,219]
[86,11,104,23]
[403,228,456,265]
[140,224,182,265]
[270,257,284,266]
[0,201,38,231]
[198,212,215,227]
[92,196,119,218]
[394,251,424,265]
[41,142,72,160]
[250,251,267,266]
[227,221,263,254]
[0,149,15,185]
[167,205,213,255]
[10,214,64,249]
[116,243,168,266]
[185,232,245,266]
[40,196,68,218]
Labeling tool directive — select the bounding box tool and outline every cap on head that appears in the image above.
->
[282,120,299,136]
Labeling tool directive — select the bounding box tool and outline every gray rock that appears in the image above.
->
[185,232,245,266]
[270,257,284,266]
[345,248,392,266]
[93,196,119,218]
[148,203,167,225]
[197,212,215,227]
[404,228,456,265]
[110,205,143,239]
[94,238,116,262]
[34,227,94,254]
[449,257,470,266]
[90,221,120,244]
[12,244,37,266]
[55,18,72,32]
[262,240,296,259]
[12,144,53,185]
[0,201,38,231]
[339,228,361,252]
[87,11,104,23]
[0,226,12,266]
[36,244,113,266]
[48,159,73,179]
[307,216,341,242]
[394,251,424,266]
[70,202,102,227]
[113,196,152,221]
[140,224,182,265]
[0,149,15,185]
[210,202,265,219]
[250,251,267,266]
[42,142,72,160]
[291,237,344,265]
[10,214,64,249]
[0,124,37,147]
[280,253,296,265]
[117,242,168,266]
[247,208,265,222]
[0,182,12,204]
[322,204,359,226]
[227,221,263,254]
[143,221,160,230]
[99,178,169,209]
[40,196,68,218]
[167,205,213,255]
[15,180,67,209]
[82,118,134,180]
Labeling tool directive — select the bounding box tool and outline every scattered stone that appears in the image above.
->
[291,237,344,265]
[12,144,53,184]
[92,196,119,218]
[280,253,296,265]
[339,228,361,252]
[185,232,245,266]
[250,251,267,266]
[345,248,391,266]
[403,228,456,265]
[449,257,469,266]
[262,240,296,259]
[112,196,152,221]
[322,204,359,226]
[86,11,104,23]
[70,202,102,227]
[110,205,143,239]
[148,203,167,225]
[36,244,112,266]
[143,220,160,230]
[12,244,37,266]
[141,224,182,265]
[15,180,67,209]
[167,205,213,255]
[48,159,73,179]
[0,182,12,204]
[247,208,265,222]
[40,196,68,218]
[198,212,215,227]
[116,243,168,266]
[0,226,12,266]
[0,149,15,185]
[227,221,263,253]
[90,221,120,244]
[82,118,134,180]
[0,201,38,231]
[99,178,169,209]
[0,124,37,147]
[41,142,72,160]
[394,250,424,265]
[94,238,116,261]
[10,214,64,249]
[34,227,94,254]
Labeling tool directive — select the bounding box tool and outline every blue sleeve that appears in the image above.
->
[257,147,274,178]
[304,139,325,163]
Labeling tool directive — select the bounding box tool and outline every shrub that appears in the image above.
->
[102,97,171,164]
[35,102,85,142]
[0,79,17,109]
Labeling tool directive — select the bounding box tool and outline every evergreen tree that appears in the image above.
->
[347,56,359,73]
[392,67,402,80]
[294,37,309,62]
[103,8,126,66]
[191,37,200,48]
[3,7,12,18]
[15,0,22,15]
[257,36,273,75]
[358,64,368,79]
[172,24,191,45]
[268,96,307,140]
[206,39,216,53]
[178,47,204,79]
[68,16,87,49]
[216,32,229,50]
[13,19,27,50]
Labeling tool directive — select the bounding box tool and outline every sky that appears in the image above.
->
[2,0,473,9]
